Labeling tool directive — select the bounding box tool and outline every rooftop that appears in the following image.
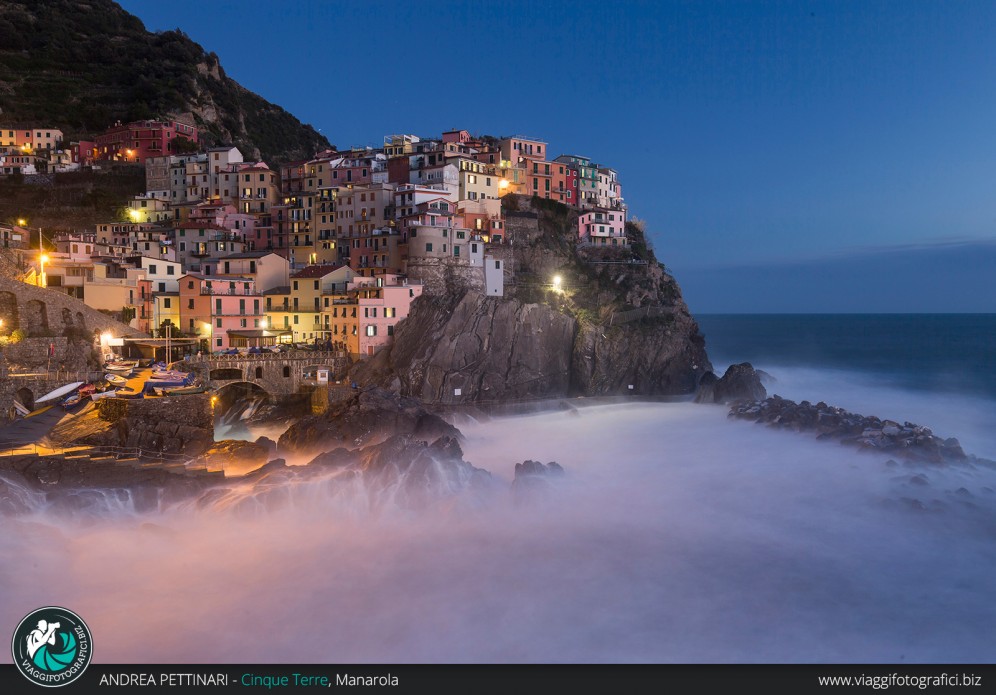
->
[291,264,348,279]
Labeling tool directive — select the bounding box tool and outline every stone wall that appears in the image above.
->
[0,274,142,339]
[406,257,486,296]
[93,394,214,455]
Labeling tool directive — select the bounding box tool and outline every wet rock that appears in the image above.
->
[197,439,269,470]
[728,395,992,465]
[695,362,767,404]
[512,460,566,505]
[255,436,278,457]
[278,387,461,456]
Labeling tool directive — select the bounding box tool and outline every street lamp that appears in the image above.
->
[17,218,26,227]
[39,253,49,288]
[552,275,562,292]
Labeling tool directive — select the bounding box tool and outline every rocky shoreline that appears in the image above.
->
[728,394,988,465]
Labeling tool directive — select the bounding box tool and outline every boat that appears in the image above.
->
[161,384,208,396]
[61,393,90,410]
[78,384,97,396]
[114,387,143,399]
[149,370,192,381]
[34,382,85,406]
[105,361,137,372]
[90,390,118,401]
[105,374,129,386]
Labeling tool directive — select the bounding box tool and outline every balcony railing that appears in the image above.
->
[200,288,259,296]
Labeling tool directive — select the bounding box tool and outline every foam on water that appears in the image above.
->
[3,397,996,663]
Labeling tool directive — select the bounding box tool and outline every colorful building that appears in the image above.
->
[95,119,198,163]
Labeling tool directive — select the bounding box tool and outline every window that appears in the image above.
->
[425,242,433,253]
[256,367,263,379]
[240,319,247,328]
[366,325,376,337]
[216,318,222,328]
[216,338,222,347]
[188,299,195,310]
[495,260,501,269]
[167,266,175,275]
[164,298,171,308]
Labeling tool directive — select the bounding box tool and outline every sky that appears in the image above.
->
[117,0,996,313]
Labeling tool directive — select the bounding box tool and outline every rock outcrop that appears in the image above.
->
[694,363,768,404]
[49,396,215,456]
[278,387,461,456]
[351,196,711,404]
[730,395,978,464]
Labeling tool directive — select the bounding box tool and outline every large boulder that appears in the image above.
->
[278,387,460,457]
[695,362,767,404]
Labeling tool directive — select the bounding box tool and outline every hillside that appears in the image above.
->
[0,0,330,163]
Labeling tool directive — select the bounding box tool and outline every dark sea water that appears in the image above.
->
[696,314,996,400]
[695,314,996,459]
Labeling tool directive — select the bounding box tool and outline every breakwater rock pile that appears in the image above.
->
[729,395,976,464]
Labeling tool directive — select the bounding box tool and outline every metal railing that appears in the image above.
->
[0,442,197,464]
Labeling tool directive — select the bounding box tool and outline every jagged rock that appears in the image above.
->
[255,436,278,457]
[196,439,270,470]
[729,396,991,465]
[512,459,565,504]
[695,363,767,404]
[278,387,461,456]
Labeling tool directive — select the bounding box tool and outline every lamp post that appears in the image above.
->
[39,253,49,288]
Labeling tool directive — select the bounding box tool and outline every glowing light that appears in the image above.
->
[128,209,142,221]
[260,318,268,329]
[17,218,26,227]
[40,254,49,264]
[498,179,509,190]
[552,275,562,290]
[100,332,113,343]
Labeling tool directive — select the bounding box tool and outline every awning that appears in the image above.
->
[226,329,293,338]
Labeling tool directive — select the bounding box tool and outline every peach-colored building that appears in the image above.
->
[179,273,265,351]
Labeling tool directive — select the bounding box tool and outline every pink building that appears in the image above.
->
[353,275,423,357]
[578,208,627,247]
[179,273,264,351]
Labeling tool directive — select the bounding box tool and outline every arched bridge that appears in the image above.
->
[185,351,351,398]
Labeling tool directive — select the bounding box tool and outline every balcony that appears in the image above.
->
[200,288,259,296]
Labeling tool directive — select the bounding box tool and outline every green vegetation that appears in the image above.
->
[0,0,330,163]
[0,168,146,232]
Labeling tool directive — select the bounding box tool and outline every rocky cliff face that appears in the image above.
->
[353,196,711,403]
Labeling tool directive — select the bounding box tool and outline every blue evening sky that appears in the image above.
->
[117,0,996,312]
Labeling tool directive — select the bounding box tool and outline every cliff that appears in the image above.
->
[352,196,711,403]
[0,0,330,163]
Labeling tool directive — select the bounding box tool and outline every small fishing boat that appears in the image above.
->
[160,384,208,396]
[105,374,129,386]
[149,370,191,381]
[90,390,119,401]
[114,386,143,399]
[61,393,89,410]
[78,384,97,396]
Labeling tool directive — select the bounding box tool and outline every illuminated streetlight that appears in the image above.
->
[552,275,562,291]
[17,218,26,227]
[39,254,49,288]
[128,208,142,222]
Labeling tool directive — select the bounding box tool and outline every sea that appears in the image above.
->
[2,313,996,664]
[697,313,996,459]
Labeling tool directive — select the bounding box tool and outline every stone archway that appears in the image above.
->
[14,387,34,413]
[61,307,74,329]
[24,299,49,336]
[0,291,18,332]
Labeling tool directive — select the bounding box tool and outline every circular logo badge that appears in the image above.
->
[11,607,92,687]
